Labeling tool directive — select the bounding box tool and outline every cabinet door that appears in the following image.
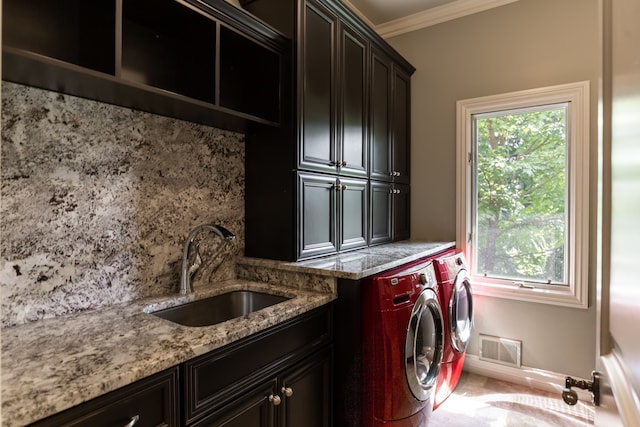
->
[392,67,411,184]
[30,368,179,427]
[370,181,392,245]
[300,0,337,173]
[191,380,276,427]
[338,23,368,178]
[298,172,338,259]
[338,177,368,251]
[393,183,410,241]
[278,348,333,427]
[369,48,392,182]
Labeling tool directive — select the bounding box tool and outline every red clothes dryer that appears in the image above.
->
[433,252,474,409]
[361,259,445,426]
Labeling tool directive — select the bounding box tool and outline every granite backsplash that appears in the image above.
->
[1,82,246,327]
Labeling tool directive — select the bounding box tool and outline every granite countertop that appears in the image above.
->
[1,280,334,427]
[238,241,456,280]
[1,240,454,427]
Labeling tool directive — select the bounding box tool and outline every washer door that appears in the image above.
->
[450,269,473,353]
[405,289,444,401]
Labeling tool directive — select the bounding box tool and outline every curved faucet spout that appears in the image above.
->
[180,224,236,295]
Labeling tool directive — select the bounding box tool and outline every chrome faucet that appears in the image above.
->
[180,224,236,295]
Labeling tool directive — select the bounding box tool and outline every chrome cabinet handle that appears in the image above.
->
[124,415,139,427]
[282,386,294,397]
[329,160,348,167]
[269,394,282,406]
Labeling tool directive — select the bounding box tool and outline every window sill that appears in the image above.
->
[470,279,589,309]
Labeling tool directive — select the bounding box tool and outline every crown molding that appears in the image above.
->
[370,0,520,39]
[341,0,377,29]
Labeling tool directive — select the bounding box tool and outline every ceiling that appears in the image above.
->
[341,0,520,38]
[345,0,458,25]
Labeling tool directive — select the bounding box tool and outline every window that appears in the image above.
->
[456,82,589,308]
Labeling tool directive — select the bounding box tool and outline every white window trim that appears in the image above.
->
[456,81,590,309]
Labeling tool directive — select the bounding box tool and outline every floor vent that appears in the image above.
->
[479,334,522,368]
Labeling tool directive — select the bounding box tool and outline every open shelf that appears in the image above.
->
[122,0,217,104]
[219,25,280,123]
[3,0,116,75]
[2,0,286,132]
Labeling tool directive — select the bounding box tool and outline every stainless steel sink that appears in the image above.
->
[152,290,291,327]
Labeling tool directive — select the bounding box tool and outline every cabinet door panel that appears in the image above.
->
[392,68,410,184]
[279,348,332,427]
[301,0,336,172]
[393,183,410,241]
[30,368,179,427]
[193,380,276,427]
[298,173,337,259]
[339,178,368,251]
[370,181,392,245]
[370,49,391,181]
[339,25,368,177]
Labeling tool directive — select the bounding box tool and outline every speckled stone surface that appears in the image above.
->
[1,279,335,427]
[1,82,245,327]
[238,241,455,280]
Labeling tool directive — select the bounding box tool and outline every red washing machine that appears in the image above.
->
[361,259,445,426]
[433,251,474,409]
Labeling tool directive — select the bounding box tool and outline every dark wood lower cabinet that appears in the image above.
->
[195,348,332,427]
[183,306,333,427]
[27,306,332,427]
[370,181,410,245]
[279,348,332,427]
[191,380,277,427]
[30,368,179,427]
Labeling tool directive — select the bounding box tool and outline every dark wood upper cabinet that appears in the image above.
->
[370,48,392,182]
[392,68,411,184]
[2,0,286,132]
[299,0,338,173]
[339,24,369,178]
[244,0,415,261]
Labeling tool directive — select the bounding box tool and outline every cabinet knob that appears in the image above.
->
[342,185,348,191]
[282,386,294,397]
[269,394,282,406]
[329,161,338,166]
[124,415,140,427]
[341,160,348,167]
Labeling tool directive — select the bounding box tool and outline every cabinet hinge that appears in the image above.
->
[468,152,473,164]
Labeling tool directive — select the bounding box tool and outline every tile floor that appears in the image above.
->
[429,372,595,426]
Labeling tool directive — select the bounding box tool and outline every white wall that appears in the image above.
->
[387,0,600,377]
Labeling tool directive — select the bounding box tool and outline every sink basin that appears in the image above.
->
[152,290,291,327]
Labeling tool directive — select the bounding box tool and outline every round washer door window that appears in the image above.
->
[405,289,444,401]
[450,270,473,353]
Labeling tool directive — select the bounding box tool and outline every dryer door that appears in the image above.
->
[450,269,473,353]
[405,288,444,401]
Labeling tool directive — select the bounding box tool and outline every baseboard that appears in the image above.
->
[463,354,593,402]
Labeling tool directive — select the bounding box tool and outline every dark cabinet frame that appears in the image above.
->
[244,0,415,261]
